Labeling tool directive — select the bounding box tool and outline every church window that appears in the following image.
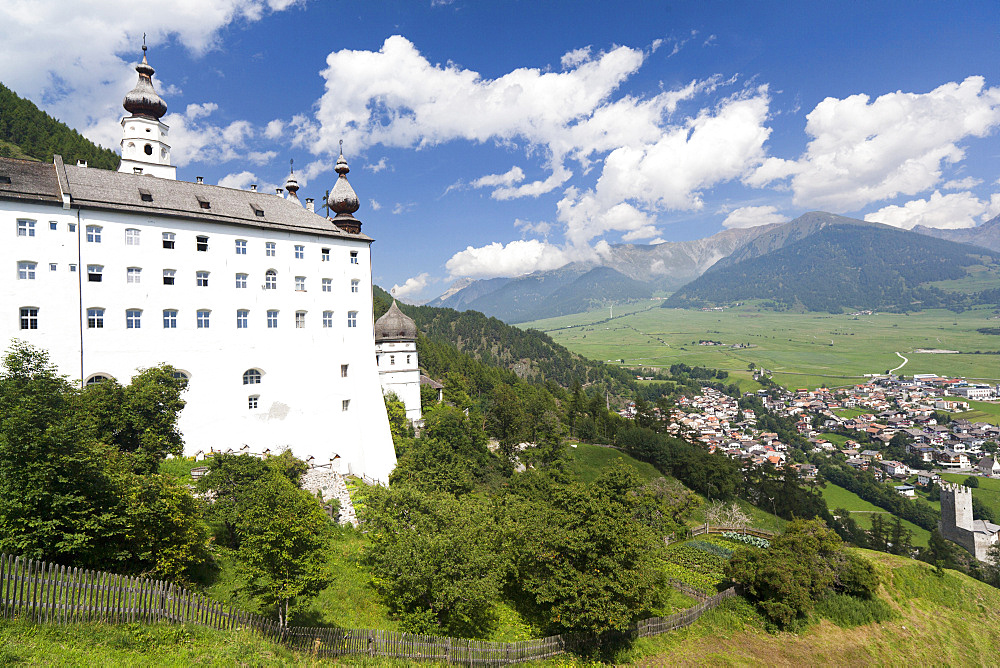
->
[321,248,330,261]
[17,262,36,280]
[350,250,358,264]
[163,269,175,285]
[236,273,248,288]
[243,369,262,385]
[87,265,103,282]
[295,245,305,259]
[237,310,249,329]
[125,228,140,245]
[144,143,153,156]
[126,309,142,329]
[196,271,210,287]
[197,310,211,328]
[295,276,306,291]
[265,270,277,289]
[265,242,276,257]
[342,399,350,411]
[86,225,101,243]
[235,239,247,254]
[49,222,57,231]
[323,311,333,328]
[162,232,175,249]
[267,310,279,328]
[248,395,259,409]
[127,267,141,284]
[163,310,177,328]
[87,308,105,329]
[347,311,358,328]
[351,279,359,293]
[19,307,38,330]
[196,235,209,251]
[17,220,35,237]
[341,364,348,377]
[322,278,332,292]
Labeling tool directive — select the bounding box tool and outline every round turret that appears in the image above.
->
[123,46,167,120]
[375,301,417,343]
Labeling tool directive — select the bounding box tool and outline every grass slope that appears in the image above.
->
[821,483,930,547]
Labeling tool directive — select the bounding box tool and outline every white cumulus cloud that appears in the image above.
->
[864,190,995,229]
[722,205,788,229]
[446,240,572,279]
[392,273,432,301]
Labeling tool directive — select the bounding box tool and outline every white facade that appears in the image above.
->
[376,338,422,422]
[119,115,176,180]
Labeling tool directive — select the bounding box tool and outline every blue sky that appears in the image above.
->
[2,1,999,301]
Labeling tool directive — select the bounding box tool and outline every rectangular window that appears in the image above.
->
[265,271,276,289]
[322,278,332,292]
[321,248,330,262]
[49,221,57,231]
[347,311,357,328]
[351,279,360,293]
[126,309,141,329]
[342,399,350,411]
[341,363,348,377]
[86,225,101,243]
[294,245,304,259]
[163,269,175,285]
[295,276,306,291]
[17,261,36,280]
[87,308,104,329]
[17,220,35,237]
[19,307,38,330]
[323,311,333,328]
[236,273,248,289]
[350,250,358,264]
[162,232,175,249]
[237,309,249,329]
[163,310,177,328]
[295,311,306,328]
[49,263,57,272]
[248,395,259,409]
[69,264,77,272]
[265,242,276,257]
[196,235,209,252]
[127,267,141,284]
[87,265,102,282]
[235,239,247,255]
[125,228,140,246]
[196,271,209,287]
[197,310,210,328]
[267,310,278,328]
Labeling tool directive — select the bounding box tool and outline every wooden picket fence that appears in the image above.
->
[0,553,737,665]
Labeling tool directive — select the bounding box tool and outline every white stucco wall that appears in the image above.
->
[376,338,421,422]
[1,195,397,484]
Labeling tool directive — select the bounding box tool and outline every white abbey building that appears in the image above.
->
[0,47,396,483]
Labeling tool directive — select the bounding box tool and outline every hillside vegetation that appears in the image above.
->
[0,82,119,169]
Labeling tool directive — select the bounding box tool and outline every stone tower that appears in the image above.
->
[940,481,973,537]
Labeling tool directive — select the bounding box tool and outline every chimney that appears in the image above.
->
[276,188,284,197]
[76,160,88,168]
[250,184,257,192]
[306,198,314,213]
[133,167,143,174]
[196,176,204,184]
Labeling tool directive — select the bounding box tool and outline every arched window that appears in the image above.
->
[85,374,114,386]
[265,269,277,290]
[172,370,190,380]
[243,369,262,385]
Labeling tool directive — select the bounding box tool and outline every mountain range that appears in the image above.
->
[431,212,1000,321]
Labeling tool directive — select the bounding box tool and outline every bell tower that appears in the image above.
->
[118,41,176,180]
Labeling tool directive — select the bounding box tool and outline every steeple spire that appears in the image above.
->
[118,38,176,179]
[123,40,167,120]
[284,158,301,206]
[326,141,362,233]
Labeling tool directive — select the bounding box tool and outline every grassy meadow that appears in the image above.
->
[820,483,930,547]
[520,302,1000,390]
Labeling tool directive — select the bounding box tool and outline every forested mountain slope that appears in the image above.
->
[0,83,119,169]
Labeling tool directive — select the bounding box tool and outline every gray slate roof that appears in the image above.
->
[0,156,370,242]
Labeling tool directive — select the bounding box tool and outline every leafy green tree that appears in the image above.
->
[925,527,955,576]
[964,475,980,488]
[383,392,409,442]
[486,384,527,460]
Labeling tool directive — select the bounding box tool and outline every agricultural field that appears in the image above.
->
[520,303,1000,391]
[955,399,1000,427]
[662,535,756,596]
[820,483,930,547]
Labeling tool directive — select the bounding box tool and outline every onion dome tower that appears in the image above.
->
[284,159,302,206]
[119,41,176,179]
[374,301,422,422]
[327,142,362,234]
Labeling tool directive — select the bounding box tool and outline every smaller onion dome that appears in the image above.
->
[375,301,417,343]
[284,159,301,205]
[327,142,362,233]
[123,45,167,120]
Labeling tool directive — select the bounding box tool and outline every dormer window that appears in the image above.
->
[250,203,264,217]
[0,175,10,185]
[138,188,153,202]
[197,197,210,210]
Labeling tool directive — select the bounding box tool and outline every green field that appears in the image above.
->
[520,303,1000,390]
[820,483,929,547]
[956,399,1000,427]
[564,441,664,483]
